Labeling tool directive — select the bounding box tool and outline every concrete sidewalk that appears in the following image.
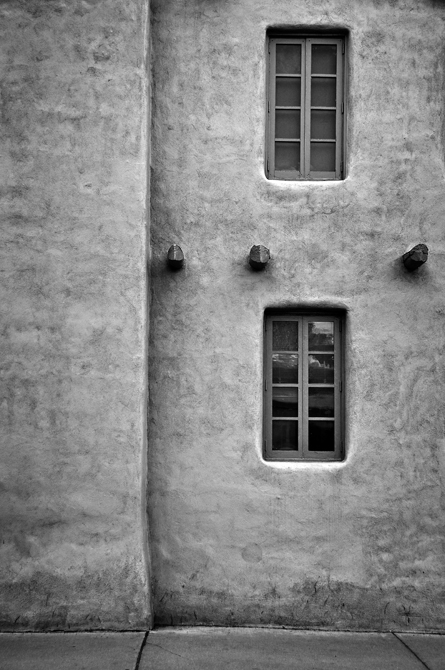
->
[0,627,444,670]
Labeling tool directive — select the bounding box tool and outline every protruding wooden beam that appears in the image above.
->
[167,244,184,270]
[402,244,428,272]
[249,245,270,270]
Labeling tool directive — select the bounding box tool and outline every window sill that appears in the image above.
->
[260,454,348,470]
[262,172,351,187]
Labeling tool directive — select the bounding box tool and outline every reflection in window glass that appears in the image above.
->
[273,353,299,384]
[308,322,334,350]
[273,388,298,417]
[308,354,334,384]
[308,388,334,417]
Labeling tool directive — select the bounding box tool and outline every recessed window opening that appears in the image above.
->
[264,310,345,461]
[266,30,347,180]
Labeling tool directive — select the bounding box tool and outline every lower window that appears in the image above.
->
[264,311,344,461]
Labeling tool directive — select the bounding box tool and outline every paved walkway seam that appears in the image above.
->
[392,632,431,670]
[135,631,149,670]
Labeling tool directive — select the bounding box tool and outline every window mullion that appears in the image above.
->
[265,317,272,458]
[300,40,306,178]
[303,40,311,179]
[297,316,303,454]
[269,40,277,179]
[335,41,343,178]
[334,318,342,457]
[301,317,309,456]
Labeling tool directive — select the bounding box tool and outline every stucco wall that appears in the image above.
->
[0,0,151,629]
[149,0,445,630]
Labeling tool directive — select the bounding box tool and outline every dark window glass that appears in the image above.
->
[311,78,336,107]
[310,143,336,172]
[273,321,298,350]
[273,388,298,417]
[276,44,301,74]
[276,78,301,107]
[276,110,300,139]
[275,143,300,171]
[308,420,335,451]
[311,111,336,140]
[273,420,298,450]
[311,44,337,74]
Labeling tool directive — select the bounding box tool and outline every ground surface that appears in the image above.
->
[0,627,444,669]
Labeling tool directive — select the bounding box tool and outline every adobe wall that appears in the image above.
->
[149,0,445,630]
[0,0,151,629]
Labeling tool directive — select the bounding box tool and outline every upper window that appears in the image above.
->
[266,34,346,180]
[264,311,344,461]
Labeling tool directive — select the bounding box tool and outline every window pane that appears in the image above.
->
[308,321,334,350]
[308,420,335,451]
[275,110,300,139]
[310,143,336,172]
[311,77,336,107]
[273,420,298,450]
[308,354,334,384]
[273,388,298,417]
[309,388,334,417]
[273,321,298,350]
[311,110,336,139]
[273,353,299,384]
[276,44,301,74]
[276,78,301,107]
[311,44,337,74]
[275,142,300,171]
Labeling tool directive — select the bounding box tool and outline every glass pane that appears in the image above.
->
[273,321,298,350]
[276,44,301,74]
[308,322,334,350]
[311,110,336,139]
[276,110,300,139]
[311,77,336,107]
[273,420,298,451]
[308,354,334,384]
[273,353,299,384]
[309,388,334,417]
[311,44,337,74]
[310,143,336,172]
[275,142,300,171]
[273,388,298,417]
[276,78,301,107]
[308,420,335,451]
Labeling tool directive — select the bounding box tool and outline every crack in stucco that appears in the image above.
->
[392,632,432,670]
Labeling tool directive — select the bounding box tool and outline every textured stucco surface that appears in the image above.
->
[149,0,445,630]
[0,0,151,629]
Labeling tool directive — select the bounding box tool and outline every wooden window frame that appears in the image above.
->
[264,311,344,461]
[266,34,346,181]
